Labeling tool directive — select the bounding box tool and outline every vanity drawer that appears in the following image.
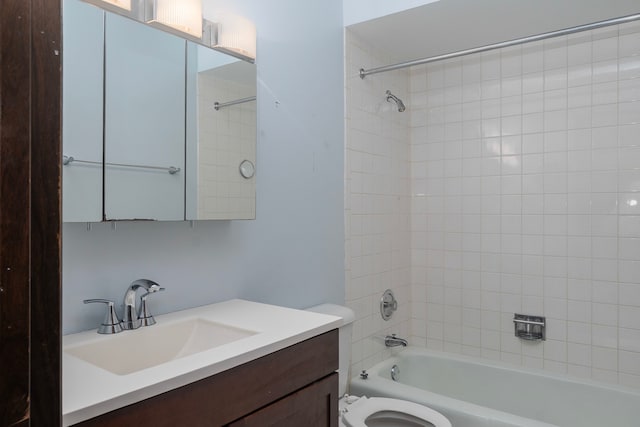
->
[228,373,338,427]
[74,329,338,426]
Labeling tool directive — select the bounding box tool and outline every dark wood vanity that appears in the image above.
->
[74,330,338,427]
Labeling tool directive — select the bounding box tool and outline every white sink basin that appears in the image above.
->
[65,318,257,375]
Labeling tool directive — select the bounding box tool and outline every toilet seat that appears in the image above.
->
[341,396,451,427]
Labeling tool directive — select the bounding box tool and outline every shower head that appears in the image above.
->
[386,90,406,112]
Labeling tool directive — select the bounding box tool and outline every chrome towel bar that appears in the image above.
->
[63,155,180,175]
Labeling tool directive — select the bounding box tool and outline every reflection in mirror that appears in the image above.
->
[186,44,257,220]
[104,12,186,221]
[62,0,104,222]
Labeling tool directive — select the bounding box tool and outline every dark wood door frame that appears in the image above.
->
[1,0,62,425]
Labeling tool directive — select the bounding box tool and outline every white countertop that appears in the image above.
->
[63,299,341,426]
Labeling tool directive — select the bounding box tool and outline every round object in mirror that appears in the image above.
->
[239,160,255,179]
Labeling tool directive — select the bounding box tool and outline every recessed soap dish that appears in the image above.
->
[513,313,546,341]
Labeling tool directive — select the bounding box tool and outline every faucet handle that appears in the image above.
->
[138,287,165,327]
[83,299,123,334]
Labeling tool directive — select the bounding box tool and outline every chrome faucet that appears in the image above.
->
[84,279,165,334]
[121,279,165,330]
[385,334,408,347]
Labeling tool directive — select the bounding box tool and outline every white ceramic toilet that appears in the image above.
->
[306,304,451,427]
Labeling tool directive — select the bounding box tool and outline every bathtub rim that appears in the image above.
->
[348,346,640,427]
[355,346,640,397]
[349,349,555,427]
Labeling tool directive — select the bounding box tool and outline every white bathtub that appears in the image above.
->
[349,347,640,427]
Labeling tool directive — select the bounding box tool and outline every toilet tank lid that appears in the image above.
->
[305,303,355,325]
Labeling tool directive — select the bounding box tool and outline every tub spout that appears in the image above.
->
[385,334,408,347]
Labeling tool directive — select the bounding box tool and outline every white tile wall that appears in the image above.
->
[346,22,640,388]
[345,29,411,374]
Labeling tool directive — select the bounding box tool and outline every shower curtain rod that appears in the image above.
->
[360,13,640,79]
[214,96,257,111]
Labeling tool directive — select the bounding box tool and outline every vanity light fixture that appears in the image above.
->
[144,0,203,40]
[203,15,256,63]
[81,0,256,63]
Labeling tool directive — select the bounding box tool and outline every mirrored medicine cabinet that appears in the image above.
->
[62,0,257,222]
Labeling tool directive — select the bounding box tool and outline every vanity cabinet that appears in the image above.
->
[228,374,337,427]
[73,330,338,427]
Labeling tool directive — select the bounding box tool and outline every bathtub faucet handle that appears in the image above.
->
[380,289,398,320]
[360,370,368,379]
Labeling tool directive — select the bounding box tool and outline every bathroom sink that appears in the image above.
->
[65,318,257,375]
[64,299,343,425]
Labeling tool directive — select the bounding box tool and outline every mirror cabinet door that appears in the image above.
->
[104,13,186,221]
[186,45,257,220]
[62,0,104,222]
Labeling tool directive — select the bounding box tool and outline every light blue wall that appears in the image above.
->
[62,0,345,334]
